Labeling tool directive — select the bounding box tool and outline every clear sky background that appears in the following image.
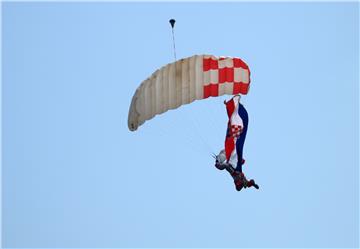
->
[3,2,359,248]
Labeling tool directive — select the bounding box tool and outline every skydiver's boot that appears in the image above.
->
[246,179,259,189]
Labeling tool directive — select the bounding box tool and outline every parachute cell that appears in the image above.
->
[128,54,251,131]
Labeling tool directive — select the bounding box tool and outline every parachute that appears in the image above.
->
[128,54,251,131]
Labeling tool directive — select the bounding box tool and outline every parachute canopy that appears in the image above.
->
[128,54,251,131]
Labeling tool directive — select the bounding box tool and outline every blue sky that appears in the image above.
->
[2,2,359,248]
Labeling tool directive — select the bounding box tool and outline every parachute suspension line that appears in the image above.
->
[169,19,177,61]
[180,111,216,158]
[172,114,213,158]
[202,100,225,137]
[154,115,209,158]
[184,114,218,158]
[184,109,216,156]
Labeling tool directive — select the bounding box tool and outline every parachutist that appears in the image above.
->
[214,96,259,191]
[215,154,259,191]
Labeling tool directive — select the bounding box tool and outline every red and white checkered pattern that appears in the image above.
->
[230,124,243,138]
[202,55,251,99]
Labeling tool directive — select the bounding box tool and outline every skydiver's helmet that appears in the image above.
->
[216,150,226,163]
[215,150,227,170]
